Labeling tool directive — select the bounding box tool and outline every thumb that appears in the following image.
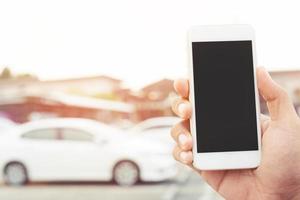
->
[257,67,298,121]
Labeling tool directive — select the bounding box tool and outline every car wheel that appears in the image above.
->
[4,162,28,186]
[113,161,139,186]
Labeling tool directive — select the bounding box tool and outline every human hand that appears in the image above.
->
[171,67,300,200]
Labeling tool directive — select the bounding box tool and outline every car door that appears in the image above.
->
[57,128,111,181]
[140,125,175,147]
[20,128,65,180]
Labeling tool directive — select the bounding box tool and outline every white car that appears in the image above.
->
[0,118,177,186]
[130,117,180,148]
[0,118,16,134]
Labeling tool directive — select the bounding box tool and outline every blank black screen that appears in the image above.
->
[192,41,258,153]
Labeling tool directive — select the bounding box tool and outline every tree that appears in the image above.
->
[0,67,12,79]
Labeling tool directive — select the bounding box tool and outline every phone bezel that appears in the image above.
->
[188,24,261,170]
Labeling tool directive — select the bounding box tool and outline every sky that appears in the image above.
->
[0,0,300,89]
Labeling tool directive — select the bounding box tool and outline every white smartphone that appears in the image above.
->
[188,24,261,170]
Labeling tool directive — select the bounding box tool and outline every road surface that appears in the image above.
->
[0,167,223,200]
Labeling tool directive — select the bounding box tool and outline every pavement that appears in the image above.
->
[0,166,223,200]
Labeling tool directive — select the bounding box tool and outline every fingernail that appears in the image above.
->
[178,103,186,116]
[180,152,189,162]
[178,134,188,146]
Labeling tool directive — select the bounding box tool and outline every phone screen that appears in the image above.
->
[192,41,258,153]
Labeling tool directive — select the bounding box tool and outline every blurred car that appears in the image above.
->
[0,118,177,186]
[0,118,16,134]
[130,117,180,148]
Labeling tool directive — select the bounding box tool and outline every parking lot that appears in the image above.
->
[0,167,223,200]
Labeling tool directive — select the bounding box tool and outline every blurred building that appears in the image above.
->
[0,75,122,99]
[0,75,134,126]
[0,75,177,126]
[119,79,177,121]
[0,94,134,126]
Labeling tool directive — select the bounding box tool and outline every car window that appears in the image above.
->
[61,128,94,142]
[22,129,58,140]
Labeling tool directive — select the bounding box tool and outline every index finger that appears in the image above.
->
[173,79,189,99]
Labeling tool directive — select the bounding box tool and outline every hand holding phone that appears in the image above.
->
[171,24,300,199]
